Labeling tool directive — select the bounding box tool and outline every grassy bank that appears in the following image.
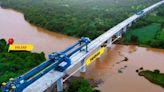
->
[0,0,161,39]
[123,23,164,48]
[138,70,164,88]
[0,39,46,84]
[123,12,164,49]
[123,23,161,45]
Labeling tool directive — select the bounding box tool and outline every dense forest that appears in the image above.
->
[0,39,46,84]
[0,0,161,40]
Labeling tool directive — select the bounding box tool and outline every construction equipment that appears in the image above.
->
[1,37,90,92]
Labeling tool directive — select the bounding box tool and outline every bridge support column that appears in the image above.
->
[80,59,86,73]
[134,19,137,23]
[57,78,63,92]
[107,38,112,48]
[123,27,127,33]
[128,22,132,27]
[116,32,122,38]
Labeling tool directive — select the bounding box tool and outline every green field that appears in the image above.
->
[123,23,161,45]
[124,5,164,48]
[139,70,164,88]
[123,12,164,49]
[145,15,164,23]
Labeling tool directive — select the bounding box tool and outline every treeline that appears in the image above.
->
[0,0,160,39]
[0,39,46,84]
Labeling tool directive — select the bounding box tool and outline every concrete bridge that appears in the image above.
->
[23,1,164,92]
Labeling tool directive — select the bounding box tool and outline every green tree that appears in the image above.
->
[65,79,100,92]
[150,39,162,48]
[0,39,46,84]
[0,39,8,52]
[130,35,138,43]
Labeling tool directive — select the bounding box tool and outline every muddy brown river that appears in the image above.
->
[0,7,164,92]
[0,7,78,56]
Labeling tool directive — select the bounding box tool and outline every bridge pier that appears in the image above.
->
[128,22,132,27]
[123,27,127,33]
[107,38,112,48]
[57,78,63,92]
[80,59,86,73]
[116,32,122,38]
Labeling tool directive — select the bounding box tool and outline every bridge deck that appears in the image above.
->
[23,1,164,92]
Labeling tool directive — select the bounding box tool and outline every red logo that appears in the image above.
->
[8,38,14,44]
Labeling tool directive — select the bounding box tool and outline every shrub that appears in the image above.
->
[65,79,100,92]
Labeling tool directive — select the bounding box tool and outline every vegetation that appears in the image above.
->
[138,69,164,88]
[123,4,164,48]
[0,0,161,39]
[0,39,46,84]
[0,40,99,92]
[64,79,100,92]
[123,22,164,48]
[0,0,164,91]
[123,23,164,48]
[0,0,163,48]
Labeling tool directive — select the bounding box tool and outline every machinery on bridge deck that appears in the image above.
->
[136,10,144,15]
[1,37,91,92]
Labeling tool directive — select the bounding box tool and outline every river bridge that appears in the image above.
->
[1,0,164,92]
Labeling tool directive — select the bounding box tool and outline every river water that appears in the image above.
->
[0,7,78,57]
[0,7,164,92]
[82,45,164,92]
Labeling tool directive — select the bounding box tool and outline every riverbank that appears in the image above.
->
[0,0,164,50]
[0,3,164,92]
[46,75,101,92]
[0,7,78,56]
[121,5,164,49]
[138,69,164,88]
[0,0,161,39]
[74,45,164,92]
[0,38,98,92]
[0,39,46,84]
[121,16,164,49]
[122,22,164,49]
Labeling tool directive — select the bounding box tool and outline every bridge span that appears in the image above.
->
[24,1,164,92]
